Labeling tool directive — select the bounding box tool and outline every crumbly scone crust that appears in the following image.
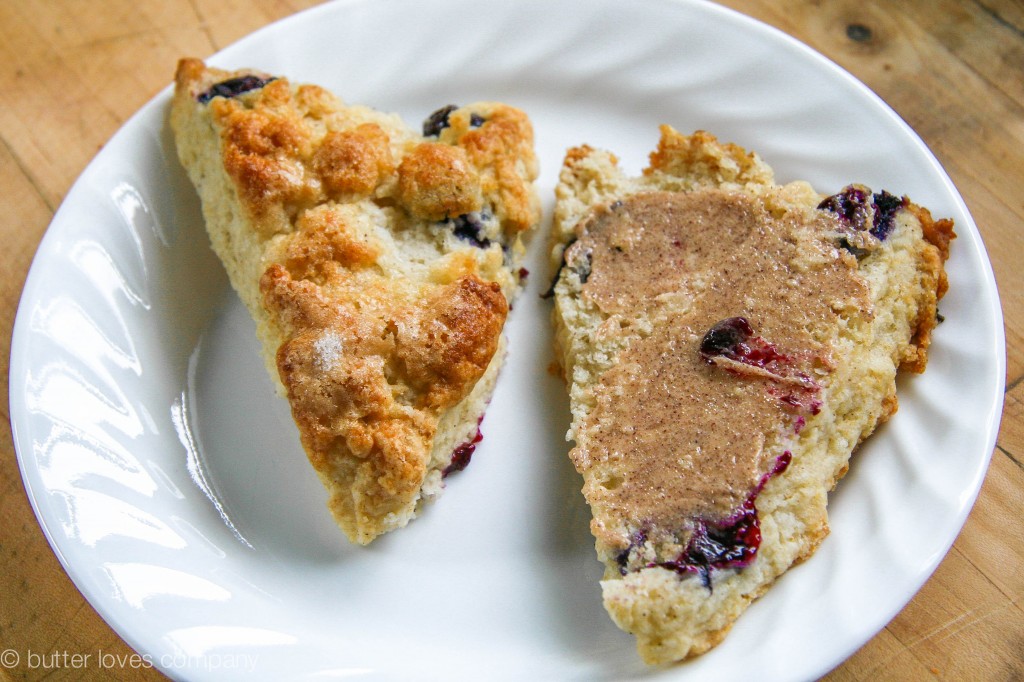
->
[171,58,539,544]
[550,127,953,664]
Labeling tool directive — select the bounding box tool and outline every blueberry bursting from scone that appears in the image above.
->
[549,128,953,664]
[173,59,540,545]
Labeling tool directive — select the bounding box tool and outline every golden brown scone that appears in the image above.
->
[171,58,539,544]
[549,127,953,664]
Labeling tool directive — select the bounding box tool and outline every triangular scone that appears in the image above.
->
[549,128,953,663]
[171,58,539,544]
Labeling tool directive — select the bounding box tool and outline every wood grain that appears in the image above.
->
[1,1,1021,680]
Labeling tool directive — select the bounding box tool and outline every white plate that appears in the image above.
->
[10,0,1005,680]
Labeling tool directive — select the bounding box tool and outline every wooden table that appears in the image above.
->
[1,1,1020,680]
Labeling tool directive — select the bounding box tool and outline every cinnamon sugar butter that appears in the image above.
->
[565,189,871,564]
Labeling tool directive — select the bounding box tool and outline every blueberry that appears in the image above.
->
[672,502,761,589]
[442,438,478,476]
[617,528,649,574]
[838,236,870,259]
[651,451,792,589]
[197,75,276,104]
[870,190,904,241]
[541,237,577,300]
[423,104,458,137]
[442,424,483,477]
[818,185,872,231]
[469,113,485,127]
[819,185,905,243]
[700,317,753,359]
[448,212,492,248]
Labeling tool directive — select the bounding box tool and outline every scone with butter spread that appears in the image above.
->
[171,58,539,544]
[549,128,953,663]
